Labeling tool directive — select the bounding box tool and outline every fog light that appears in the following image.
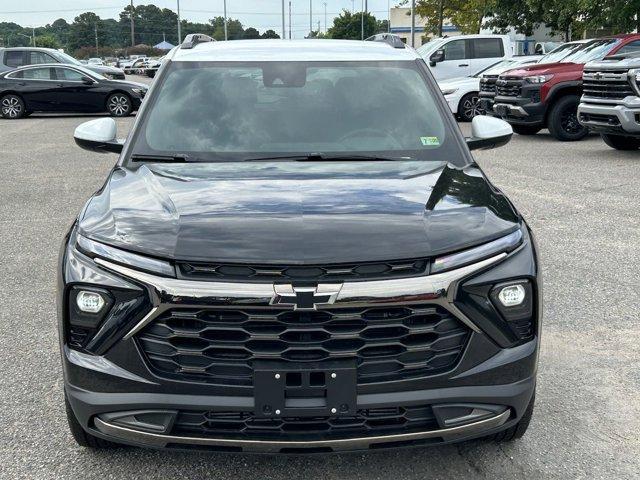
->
[498,284,526,307]
[76,290,106,313]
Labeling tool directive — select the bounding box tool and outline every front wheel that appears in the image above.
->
[65,394,119,448]
[601,133,640,150]
[457,93,484,122]
[106,93,132,117]
[512,124,542,136]
[547,95,589,141]
[1,94,26,119]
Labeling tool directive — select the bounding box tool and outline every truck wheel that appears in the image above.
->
[458,93,484,122]
[491,392,535,442]
[547,95,589,141]
[601,133,640,150]
[65,394,120,448]
[511,125,542,136]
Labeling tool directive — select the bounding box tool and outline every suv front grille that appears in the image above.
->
[496,78,523,97]
[583,70,635,100]
[137,305,470,387]
[480,75,498,94]
[172,404,439,441]
[177,258,429,282]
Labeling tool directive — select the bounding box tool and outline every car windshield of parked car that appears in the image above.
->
[131,61,463,165]
[537,42,581,63]
[416,38,447,58]
[561,39,620,64]
[475,59,516,77]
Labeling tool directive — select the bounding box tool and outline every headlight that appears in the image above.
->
[77,234,174,277]
[103,73,114,79]
[441,87,458,96]
[431,229,523,274]
[524,74,553,84]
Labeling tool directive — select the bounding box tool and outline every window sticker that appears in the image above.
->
[420,136,440,146]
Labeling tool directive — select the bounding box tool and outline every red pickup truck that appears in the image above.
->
[492,34,640,141]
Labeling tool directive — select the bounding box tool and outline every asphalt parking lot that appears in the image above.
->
[1,77,638,479]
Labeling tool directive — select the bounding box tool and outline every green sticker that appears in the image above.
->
[420,136,440,146]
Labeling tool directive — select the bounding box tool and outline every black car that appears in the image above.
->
[0,64,147,118]
[59,35,540,453]
[0,47,126,79]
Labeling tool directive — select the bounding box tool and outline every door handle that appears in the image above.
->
[56,83,64,87]
[458,64,469,67]
[17,82,26,86]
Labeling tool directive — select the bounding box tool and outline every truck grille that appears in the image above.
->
[137,305,470,387]
[172,404,439,441]
[480,76,498,94]
[177,258,429,282]
[496,78,522,97]
[582,70,635,100]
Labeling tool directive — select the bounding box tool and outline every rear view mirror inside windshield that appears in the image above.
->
[263,64,307,88]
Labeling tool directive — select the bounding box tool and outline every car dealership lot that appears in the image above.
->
[0,95,638,478]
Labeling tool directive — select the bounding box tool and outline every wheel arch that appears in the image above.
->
[543,82,582,124]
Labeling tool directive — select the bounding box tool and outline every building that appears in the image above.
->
[389,7,461,47]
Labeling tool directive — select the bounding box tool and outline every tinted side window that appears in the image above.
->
[22,67,53,80]
[5,51,24,68]
[473,39,504,58]
[442,40,467,61]
[55,67,83,81]
[29,51,57,65]
[616,40,640,55]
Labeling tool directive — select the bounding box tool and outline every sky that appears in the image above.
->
[0,1,395,38]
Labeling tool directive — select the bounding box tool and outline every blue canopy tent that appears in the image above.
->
[154,40,175,50]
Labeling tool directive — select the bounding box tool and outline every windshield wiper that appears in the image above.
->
[130,154,191,163]
[243,153,416,162]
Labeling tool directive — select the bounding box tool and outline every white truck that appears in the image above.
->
[416,34,514,81]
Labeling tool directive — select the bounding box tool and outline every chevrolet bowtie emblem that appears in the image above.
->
[271,284,342,311]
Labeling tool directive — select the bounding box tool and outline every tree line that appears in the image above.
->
[403,0,640,40]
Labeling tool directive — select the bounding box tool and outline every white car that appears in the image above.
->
[439,56,540,121]
[417,34,514,81]
[87,58,104,66]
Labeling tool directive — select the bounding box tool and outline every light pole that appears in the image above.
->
[410,0,415,47]
[323,2,327,33]
[223,0,228,40]
[130,0,135,47]
[309,0,313,37]
[17,33,31,47]
[95,23,99,56]
[177,0,182,43]
[388,0,391,33]
[32,27,36,47]
[282,0,286,39]
[289,1,292,39]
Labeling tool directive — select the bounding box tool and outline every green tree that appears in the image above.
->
[327,10,379,39]
[412,0,496,35]
[34,35,60,49]
[581,0,640,34]
[261,29,280,39]
[243,27,260,39]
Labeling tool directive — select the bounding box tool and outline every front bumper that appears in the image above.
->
[578,97,640,135]
[59,226,541,453]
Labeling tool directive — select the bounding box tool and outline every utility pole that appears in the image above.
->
[95,23,99,56]
[323,2,327,32]
[32,27,36,47]
[282,0,286,39]
[289,1,292,39]
[223,0,228,40]
[438,0,444,37]
[309,0,313,37]
[177,0,181,43]
[361,0,364,40]
[130,0,135,47]
[388,0,391,33]
[410,0,415,47]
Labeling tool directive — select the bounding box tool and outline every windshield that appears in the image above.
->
[416,38,447,57]
[561,39,621,64]
[52,50,82,66]
[476,59,521,77]
[129,61,464,165]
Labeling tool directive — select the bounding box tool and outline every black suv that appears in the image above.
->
[59,35,541,453]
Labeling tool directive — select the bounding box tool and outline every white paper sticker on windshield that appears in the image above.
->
[420,136,440,146]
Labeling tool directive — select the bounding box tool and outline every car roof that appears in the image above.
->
[171,39,422,62]
[0,47,58,52]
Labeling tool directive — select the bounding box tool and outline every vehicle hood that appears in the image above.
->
[86,65,125,75]
[78,162,520,264]
[586,56,640,70]
[439,76,479,91]
[501,62,582,77]
[103,79,148,89]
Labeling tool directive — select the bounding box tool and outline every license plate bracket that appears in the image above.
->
[254,360,357,419]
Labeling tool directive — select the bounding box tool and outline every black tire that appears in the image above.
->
[457,93,484,122]
[492,392,535,442]
[511,124,542,136]
[65,394,119,448]
[106,92,132,117]
[1,94,26,119]
[601,133,640,150]
[547,94,589,141]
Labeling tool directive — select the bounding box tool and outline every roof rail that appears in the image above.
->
[181,33,215,49]
[364,33,406,49]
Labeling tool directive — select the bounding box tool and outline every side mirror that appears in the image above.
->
[81,76,95,85]
[466,116,513,151]
[430,50,444,67]
[74,118,124,154]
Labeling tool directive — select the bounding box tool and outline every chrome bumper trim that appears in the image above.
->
[94,253,507,339]
[94,409,510,452]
